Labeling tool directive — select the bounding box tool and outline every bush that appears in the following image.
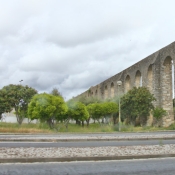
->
[152,107,167,119]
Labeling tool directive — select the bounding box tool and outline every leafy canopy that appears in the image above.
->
[1,84,37,124]
[0,89,12,117]
[87,102,118,120]
[28,93,67,128]
[67,100,89,122]
[121,87,156,120]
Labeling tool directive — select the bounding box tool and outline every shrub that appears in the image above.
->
[152,107,167,119]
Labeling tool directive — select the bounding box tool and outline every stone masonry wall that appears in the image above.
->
[75,42,175,127]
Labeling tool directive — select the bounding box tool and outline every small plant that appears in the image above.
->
[152,107,167,119]
[167,123,175,130]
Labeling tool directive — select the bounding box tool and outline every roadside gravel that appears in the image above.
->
[0,144,175,158]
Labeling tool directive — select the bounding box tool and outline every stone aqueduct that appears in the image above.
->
[76,42,175,127]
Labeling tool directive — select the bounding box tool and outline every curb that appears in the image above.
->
[0,137,175,142]
[0,130,174,135]
[1,154,175,163]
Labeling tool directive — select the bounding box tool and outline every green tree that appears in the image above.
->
[87,103,104,123]
[121,87,156,126]
[67,100,89,127]
[28,93,68,128]
[1,84,37,124]
[78,96,101,106]
[102,102,119,124]
[50,88,63,98]
[0,89,12,119]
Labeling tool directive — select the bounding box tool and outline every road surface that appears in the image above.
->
[0,131,175,138]
[0,158,174,175]
[0,139,175,148]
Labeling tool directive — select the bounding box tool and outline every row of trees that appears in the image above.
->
[0,84,167,129]
[28,94,119,129]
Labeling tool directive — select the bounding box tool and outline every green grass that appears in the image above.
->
[0,122,52,133]
[0,122,174,133]
[56,123,115,133]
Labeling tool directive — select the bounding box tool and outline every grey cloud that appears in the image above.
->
[0,0,175,100]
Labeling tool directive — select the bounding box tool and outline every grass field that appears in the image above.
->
[0,122,174,133]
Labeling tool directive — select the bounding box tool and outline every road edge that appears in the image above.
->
[1,154,175,163]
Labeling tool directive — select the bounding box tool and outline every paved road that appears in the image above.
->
[0,131,175,138]
[0,158,174,175]
[1,139,175,148]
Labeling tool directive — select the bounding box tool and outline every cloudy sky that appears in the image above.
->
[0,0,175,100]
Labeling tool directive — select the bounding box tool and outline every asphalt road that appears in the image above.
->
[0,131,175,138]
[0,158,174,175]
[0,139,175,148]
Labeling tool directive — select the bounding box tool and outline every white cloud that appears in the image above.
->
[0,0,175,100]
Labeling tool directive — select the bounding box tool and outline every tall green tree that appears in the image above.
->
[87,103,104,123]
[67,100,89,127]
[121,87,156,126]
[28,93,68,128]
[50,88,63,98]
[2,84,37,124]
[0,89,12,118]
[102,102,119,124]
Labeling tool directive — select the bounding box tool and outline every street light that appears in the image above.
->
[117,80,122,131]
[19,80,23,85]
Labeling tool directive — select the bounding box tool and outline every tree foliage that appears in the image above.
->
[121,87,156,125]
[1,84,37,124]
[86,102,118,124]
[87,103,103,121]
[102,102,118,116]
[28,93,67,128]
[0,89,12,118]
[67,100,89,126]
[50,88,63,98]
[152,107,167,119]
[78,96,101,106]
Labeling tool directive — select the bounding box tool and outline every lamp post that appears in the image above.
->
[117,80,122,132]
[19,80,23,85]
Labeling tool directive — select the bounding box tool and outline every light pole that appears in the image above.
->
[117,80,122,132]
[19,80,23,85]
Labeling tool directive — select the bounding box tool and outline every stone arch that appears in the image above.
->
[104,85,108,99]
[110,82,114,98]
[147,65,153,93]
[161,56,174,126]
[95,89,98,96]
[125,75,131,93]
[135,70,142,87]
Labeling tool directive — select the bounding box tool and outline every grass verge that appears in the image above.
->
[0,122,174,133]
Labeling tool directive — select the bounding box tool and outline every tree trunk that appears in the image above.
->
[113,116,117,125]
[82,121,84,127]
[86,118,90,126]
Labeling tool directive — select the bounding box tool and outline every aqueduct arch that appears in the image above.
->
[111,82,115,98]
[135,70,142,88]
[125,75,131,93]
[147,65,153,93]
[76,41,175,126]
[160,56,174,126]
[104,85,108,99]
